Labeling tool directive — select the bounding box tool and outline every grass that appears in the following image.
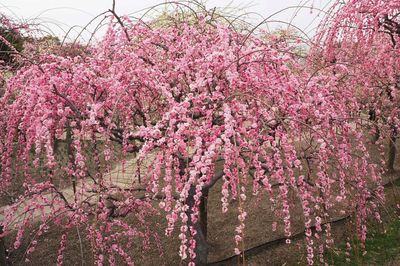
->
[325,219,400,266]
[324,178,400,266]
[394,177,400,187]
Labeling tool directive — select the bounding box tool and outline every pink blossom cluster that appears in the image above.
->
[0,9,386,265]
[314,0,400,146]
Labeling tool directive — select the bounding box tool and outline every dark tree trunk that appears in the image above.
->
[178,154,209,265]
[65,125,77,195]
[368,109,380,142]
[199,189,209,239]
[0,226,7,266]
[388,135,396,172]
[187,186,208,266]
[388,78,400,172]
[373,126,381,143]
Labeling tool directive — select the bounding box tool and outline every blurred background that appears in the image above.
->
[1,0,332,42]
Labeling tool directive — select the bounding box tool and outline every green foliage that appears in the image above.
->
[325,219,400,265]
[393,177,400,187]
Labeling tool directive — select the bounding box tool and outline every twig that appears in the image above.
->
[108,8,131,42]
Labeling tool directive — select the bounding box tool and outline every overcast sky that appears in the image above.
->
[1,0,332,42]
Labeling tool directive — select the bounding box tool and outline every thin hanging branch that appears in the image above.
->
[108,8,131,42]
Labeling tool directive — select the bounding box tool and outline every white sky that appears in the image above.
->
[1,0,332,42]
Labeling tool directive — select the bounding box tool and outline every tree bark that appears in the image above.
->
[387,134,396,172]
[199,189,208,239]
[368,109,380,142]
[187,186,208,266]
[0,226,7,266]
[178,154,209,265]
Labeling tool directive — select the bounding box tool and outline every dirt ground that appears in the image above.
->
[5,176,400,266]
[2,139,400,265]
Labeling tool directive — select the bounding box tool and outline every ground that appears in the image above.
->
[2,139,400,265]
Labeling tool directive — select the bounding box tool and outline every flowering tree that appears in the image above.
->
[0,5,384,265]
[313,0,400,172]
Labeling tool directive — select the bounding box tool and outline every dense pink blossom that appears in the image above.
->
[0,8,385,265]
[314,0,400,158]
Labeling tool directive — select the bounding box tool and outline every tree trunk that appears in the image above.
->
[369,109,380,143]
[199,189,208,239]
[179,154,209,265]
[187,186,208,266]
[0,226,7,266]
[65,125,77,195]
[388,79,400,172]
[387,134,396,172]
